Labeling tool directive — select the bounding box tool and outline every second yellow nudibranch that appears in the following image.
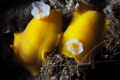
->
[10,1,62,75]
[58,4,107,63]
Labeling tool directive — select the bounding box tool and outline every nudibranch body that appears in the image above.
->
[10,1,62,75]
[58,4,106,63]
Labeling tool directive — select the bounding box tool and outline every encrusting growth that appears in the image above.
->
[58,4,107,63]
[10,1,63,75]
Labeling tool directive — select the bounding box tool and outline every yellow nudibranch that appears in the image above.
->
[10,1,62,75]
[58,4,106,63]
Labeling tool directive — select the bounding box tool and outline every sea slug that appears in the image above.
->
[58,4,106,63]
[10,1,63,75]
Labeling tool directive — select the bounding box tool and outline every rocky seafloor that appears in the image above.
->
[0,0,120,80]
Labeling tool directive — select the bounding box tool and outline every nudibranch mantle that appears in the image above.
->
[10,1,63,75]
[58,4,106,63]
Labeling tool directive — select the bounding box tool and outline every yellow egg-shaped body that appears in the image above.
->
[58,6,106,63]
[10,10,62,75]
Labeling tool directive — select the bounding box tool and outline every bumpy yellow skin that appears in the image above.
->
[58,4,106,63]
[10,10,62,75]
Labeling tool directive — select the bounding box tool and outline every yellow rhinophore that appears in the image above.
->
[10,1,62,75]
[58,4,106,63]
